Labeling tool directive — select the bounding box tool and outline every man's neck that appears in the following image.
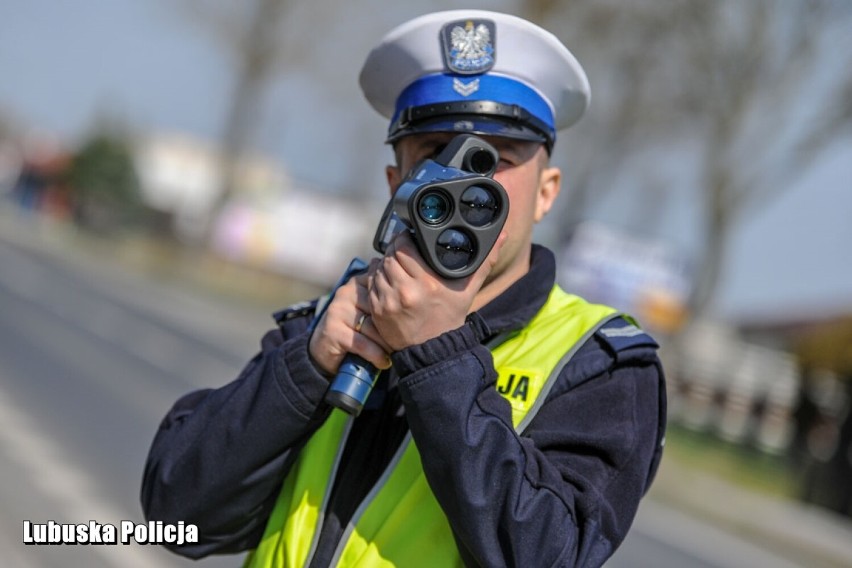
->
[470,246,532,313]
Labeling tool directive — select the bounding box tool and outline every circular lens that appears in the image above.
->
[435,229,475,270]
[465,148,496,175]
[460,185,499,227]
[417,191,451,225]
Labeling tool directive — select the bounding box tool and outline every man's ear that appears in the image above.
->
[386,164,402,195]
[534,166,561,223]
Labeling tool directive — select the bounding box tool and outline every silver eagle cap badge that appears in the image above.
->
[441,19,496,75]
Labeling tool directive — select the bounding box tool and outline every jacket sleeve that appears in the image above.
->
[393,317,666,568]
[140,314,332,559]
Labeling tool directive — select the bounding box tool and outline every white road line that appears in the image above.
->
[0,380,167,568]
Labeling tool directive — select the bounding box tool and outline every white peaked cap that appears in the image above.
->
[359,10,590,149]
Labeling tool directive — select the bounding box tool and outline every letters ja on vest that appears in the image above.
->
[246,286,619,568]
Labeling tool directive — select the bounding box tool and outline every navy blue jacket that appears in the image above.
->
[141,245,666,567]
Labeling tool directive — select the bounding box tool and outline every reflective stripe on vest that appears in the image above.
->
[246,286,618,568]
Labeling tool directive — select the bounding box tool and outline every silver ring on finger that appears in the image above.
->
[354,313,367,333]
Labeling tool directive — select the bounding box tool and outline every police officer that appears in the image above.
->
[142,10,666,567]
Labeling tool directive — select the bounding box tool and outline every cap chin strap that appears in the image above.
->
[388,100,556,152]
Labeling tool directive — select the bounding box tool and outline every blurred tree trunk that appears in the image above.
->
[179,0,294,242]
[176,0,397,244]
[217,0,290,212]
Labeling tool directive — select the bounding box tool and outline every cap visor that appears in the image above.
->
[386,115,547,145]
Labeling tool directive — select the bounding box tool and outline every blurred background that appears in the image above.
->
[1,1,851,567]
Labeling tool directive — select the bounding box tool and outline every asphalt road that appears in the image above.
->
[0,220,806,568]
[0,224,266,567]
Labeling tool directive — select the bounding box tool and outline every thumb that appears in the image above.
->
[471,231,507,287]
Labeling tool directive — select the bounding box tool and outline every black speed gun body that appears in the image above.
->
[324,134,510,415]
[373,134,509,278]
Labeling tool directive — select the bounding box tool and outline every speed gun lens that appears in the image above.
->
[460,185,499,227]
[435,229,475,270]
[417,191,451,224]
[464,148,497,175]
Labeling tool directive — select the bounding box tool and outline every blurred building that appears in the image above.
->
[134,131,374,285]
[134,132,290,242]
[3,130,72,220]
[209,190,374,285]
[670,319,800,454]
[741,314,852,517]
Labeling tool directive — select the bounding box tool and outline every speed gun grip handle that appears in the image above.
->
[308,258,379,417]
[325,354,379,417]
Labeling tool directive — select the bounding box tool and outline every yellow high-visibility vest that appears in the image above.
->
[246,286,618,567]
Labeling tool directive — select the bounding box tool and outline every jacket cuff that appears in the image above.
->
[273,333,332,418]
[391,313,489,377]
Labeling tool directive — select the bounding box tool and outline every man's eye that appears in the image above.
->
[429,144,448,159]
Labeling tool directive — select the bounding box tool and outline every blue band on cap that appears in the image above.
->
[392,73,555,135]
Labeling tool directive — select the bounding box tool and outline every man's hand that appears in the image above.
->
[308,273,392,376]
[367,231,505,352]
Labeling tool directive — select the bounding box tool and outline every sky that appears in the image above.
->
[1,0,850,323]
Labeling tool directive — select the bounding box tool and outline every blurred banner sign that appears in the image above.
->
[558,221,692,333]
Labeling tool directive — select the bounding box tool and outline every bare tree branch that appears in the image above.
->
[514,0,852,317]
